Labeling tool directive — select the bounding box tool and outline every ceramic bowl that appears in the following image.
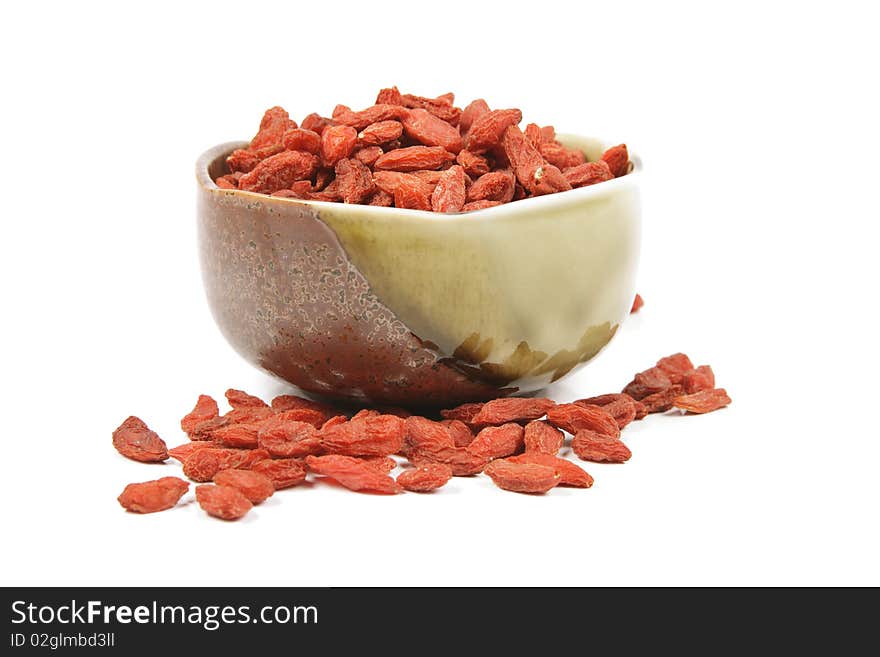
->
[196,136,641,406]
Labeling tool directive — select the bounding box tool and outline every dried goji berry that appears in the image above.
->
[189,416,229,441]
[456,149,491,177]
[211,422,261,448]
[571,430,631,463]
[239,150,318,194]
[465,109,523,153]
[213,469,275,504]
[375,86,404,105]
[466,423,525,460]
[273,407,327,429]
[404,417,487,475]
[333,104,409,130]
[630,293,644,313]
[353,146,384,168]
[335,157,375,204]
[112,416,168,463]
[403,416,456,455]
[366,189,393,206]
[484,460,561,494]
[319,414,405,456]
[655,353,695,383]
[196,484,253,520]
[183,447,270,482]
[441,419,474,447]
[524,123,543,149]
[683,365,715,394]
[564,161,614,188]
[117,477,189,514]
[300,112,333,135]
[401,108,463,153]
[358,120,403,146]
[320,124,359,167]
[601,144,630,177]
[505,453,593,488]
[397,463,453,492]
[470,397,555,425]
[622,367,673,400]
[673,388,731,414]
[374,145,454,172]
[215,175,238,189]
[393,174,433,210]
[459,99,490,135]
[400,92,461,125]
[502,125,571,196]
[168,440,218,463]
[362,456,398,474]
[523,420,564,455]
[250,106,297,151]
[251,458,307,490]
[466,169,515,203]
[546,403,620,438]
[305,455,402,494]
[258,418,322,458]
[181,394,219,438]
[227,389,266,408]
[431,164,467,213]
[281,128,322,154]
[270,394,336,417]
[540,142,585,170]
[640,385,685,414]
[574,393,638,430]
[440,402,484,424]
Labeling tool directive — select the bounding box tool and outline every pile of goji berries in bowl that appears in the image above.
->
[114,353,731,520]
[211,86,633,212]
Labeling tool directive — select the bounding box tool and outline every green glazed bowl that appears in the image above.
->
[196,136,641,406]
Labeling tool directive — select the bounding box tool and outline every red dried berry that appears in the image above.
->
[215,175,238,189]
[461,200,502,212]
[354,146,384,168]
[258,418,322,458]
[180,394,219,438]
[440,402,484,424]
[300,112,333,135]
[601,144,630,177]
[183,448,270,483]
[250,106,297,151]
[401,108,463,153]
[211,422,261,448]
[397,463,453,492]
[467,423,525,460]
[441,420,474,447]
[320,124,359,167]
[393,174,433,210]
[465,109,523,153]
[456,149,491,177]
[640,385,686,414]
[631,293,644,313]
[683,365,715,394]
[431,164,467,212]
[305,455,402,494]
[574,394,638,430]
[333,104,409,130]
[523,420,564,455]
[622,367,673,400]
[539,142,586,170]
[168,440,218,463]
[196,484,253,520]
[459,99,490,135]
[673,388,731,414]
[374,145,455,172]
[484,460,561,494]
[238,150,319,194]
[362,456,398,474]
[506,453,593,488]
[213,469,275,504]
[470,397,555,425]
[117,477,189,514]
[564,161,614,188]
[251,458,307,490]
[571,431,632,463]
[656,354,695,383]
[358,120,404,146]
[112,416,168,463]
[335,157,375,204]
[281,128,322,154]
[319,414,405,456]
[502,125,571,195]
[466,169,516,203]
[546,403,620,438]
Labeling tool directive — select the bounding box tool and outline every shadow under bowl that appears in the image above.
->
[196,135,641,407]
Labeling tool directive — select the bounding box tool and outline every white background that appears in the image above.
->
[2,1,878,586]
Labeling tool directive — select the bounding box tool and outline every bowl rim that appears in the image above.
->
[196,135,642,221]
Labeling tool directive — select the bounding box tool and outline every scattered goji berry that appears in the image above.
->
[319,414,405,456]
[118,477,189,514]
[181,394,219,438]
[251,458,307,490]
[213,469,275,504]
[546,403,620,438]
[622,367,673,400]
[656,353,695,383]
[441,419,474,447]
[523,420,564,455]
[631,293,644,313]
[168,440,218,463]
[183,447,270,482]
[673,388,731,414]
[574,394,638,430]
[305,455,402,494]
[440,402,484,424]
[467,423,525,460]
[484,460,561,494]
[397,463,453,492]
[470,397,555,425]
[571,431,632,463]
[211,422,261,449]
[258,418,322,458]
[112,416,168,463]
[362,456,398,474]
[683,365,715,394]
[196,484,253,520]
[506,453,593,488]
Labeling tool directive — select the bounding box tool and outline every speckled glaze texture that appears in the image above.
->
[197,138,641,406]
